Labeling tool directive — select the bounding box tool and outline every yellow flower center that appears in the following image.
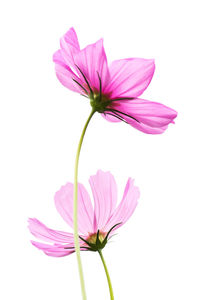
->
[87,231,106,245]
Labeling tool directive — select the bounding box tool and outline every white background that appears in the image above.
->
[0,0,200,299]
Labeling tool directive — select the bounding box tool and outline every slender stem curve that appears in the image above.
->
[98,250,114,300]
[73,109,96,300]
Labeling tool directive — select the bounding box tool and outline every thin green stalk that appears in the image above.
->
[73,109,96,300]
[98,250,114,300]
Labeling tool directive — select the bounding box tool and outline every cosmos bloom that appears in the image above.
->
[28,170,139,257]
[53,27,177,134]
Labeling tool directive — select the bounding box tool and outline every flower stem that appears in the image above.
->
[73,109,96,300]
[98,250,114,300]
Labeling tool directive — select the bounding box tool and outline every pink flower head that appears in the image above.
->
[53,27,177,134]
[28,170,139,257]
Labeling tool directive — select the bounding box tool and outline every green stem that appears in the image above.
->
[98,250,114,300]
[73,109,96,300]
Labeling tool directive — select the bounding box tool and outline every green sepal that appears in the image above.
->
[79,222,122,252]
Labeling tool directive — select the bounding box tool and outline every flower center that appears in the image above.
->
[79,223,121,252]
[87,231,106,245]
[79,230,108,252]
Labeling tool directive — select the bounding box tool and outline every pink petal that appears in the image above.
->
[31,241,74,257]
[53,29,86,93]
[126,121,168,134]
[28,218,74,243]
[107,98,177,134]
[53,50,68,68]
[104,58,155,98]
[54,183,94,235]
[74,39,110,92]
[60,27,80,67]
[104,178,139,232]
[54,59,85,93]
[89,170,117,231]
[101,113,121,123]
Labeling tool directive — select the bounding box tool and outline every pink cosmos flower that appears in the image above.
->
[28,170,139,257]
[53,27,177,134]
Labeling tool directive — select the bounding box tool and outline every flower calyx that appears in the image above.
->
[90,93,111,113]
[89,71,111,113]
[79,223,121,252]
[73,65,110,113]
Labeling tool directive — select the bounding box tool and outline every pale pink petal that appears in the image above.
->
[60,27,80,67]
[89,170,117,231]
[106,98,177,134]
[28,218,74,243]
[31,241,74,257]
[54,183,94,235]
[104,178,139,232]
[74,39,110,92]
[104,58,155,98]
